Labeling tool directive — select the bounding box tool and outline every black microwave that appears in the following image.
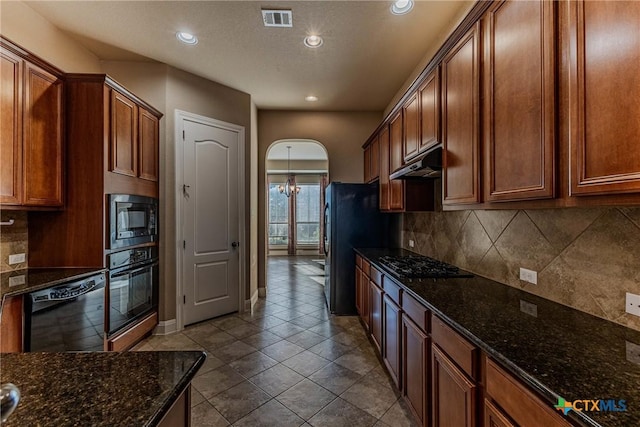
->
[109,194,158,250]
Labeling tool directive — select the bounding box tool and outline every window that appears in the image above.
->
[268,183,288,246]
[296,184,320,245]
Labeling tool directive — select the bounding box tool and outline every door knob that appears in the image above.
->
[231,241,239,248]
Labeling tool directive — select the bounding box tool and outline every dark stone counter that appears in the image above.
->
[356,248,640,427]
[1,267,106,305]
[0,351,206,426]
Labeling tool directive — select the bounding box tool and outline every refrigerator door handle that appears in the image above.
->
[323,202,330,256]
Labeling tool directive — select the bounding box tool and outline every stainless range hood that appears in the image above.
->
[389,145,442,179]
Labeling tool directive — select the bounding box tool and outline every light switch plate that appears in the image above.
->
[8,253,25,265]
[409,240,415,248]
[626,292,640,317]
[8,275,25,287]
[519,267,537,285]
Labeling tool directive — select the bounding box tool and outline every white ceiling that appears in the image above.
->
[25,0,472,111]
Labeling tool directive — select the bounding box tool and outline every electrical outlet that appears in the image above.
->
[519,267,537,285]
[409,240,415,248]
[520,300,538,317]
[8,253,25,265]
[626,341,640,365]
[626,292,640,317]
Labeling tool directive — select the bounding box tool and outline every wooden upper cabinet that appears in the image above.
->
[403,92,420,162]
[370,135,380,181]
[0,41,63,208]
[110,90,138,177]
[442,24,481,205]
[568,0,640,196]
[139,107,159,182]
[23,62,64,206]
[379,125,391,210]
[389,111,405,210]
[364,145,371,182]
[0,48,22,205]
[483,0,555,202]
[419,67,440,154]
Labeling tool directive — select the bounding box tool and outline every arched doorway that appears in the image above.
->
[265,140,328,256]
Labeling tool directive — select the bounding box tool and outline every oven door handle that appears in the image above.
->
[110,261,158,278]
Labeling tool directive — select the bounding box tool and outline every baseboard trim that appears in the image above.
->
[258,287,267,298]
[154,319,177,335]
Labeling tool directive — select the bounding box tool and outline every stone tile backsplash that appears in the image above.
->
[0,211,28,273]
[403,207,640,332]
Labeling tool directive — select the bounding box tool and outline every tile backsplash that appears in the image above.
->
[403,207,640,332]
[0,211,28,273]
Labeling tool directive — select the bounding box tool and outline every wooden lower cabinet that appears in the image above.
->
[484,399,515,427]
[158,385,191,427]
[432,345,477,427]
[0,295,23,353]
[369,280,383,353]
[360,268,370,331]
[355,265,362,315]
[382,294,402,389]
[402,313,429,426]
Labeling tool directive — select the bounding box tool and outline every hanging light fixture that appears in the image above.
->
[278,146,301,197]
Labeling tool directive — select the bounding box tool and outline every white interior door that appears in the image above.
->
[181,114,242,326]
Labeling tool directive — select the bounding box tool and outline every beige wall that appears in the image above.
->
[403,207,640,332]
[257,110,381,290]
[0,212,28,273]
[0,1,101,73]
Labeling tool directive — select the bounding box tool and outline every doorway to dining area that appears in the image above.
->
[266,140,328,257]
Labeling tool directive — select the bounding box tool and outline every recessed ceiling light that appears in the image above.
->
[176,31,198,45]
[305,95,319,102]
[304,35,324,48]
[391,0,414,15]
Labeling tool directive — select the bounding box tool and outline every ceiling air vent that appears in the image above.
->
[262,9,293,27]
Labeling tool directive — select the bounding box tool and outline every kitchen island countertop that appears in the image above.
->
[356,247,640,427]
[0,350,206,426]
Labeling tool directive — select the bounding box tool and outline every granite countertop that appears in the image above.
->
[0,351,206,426]
[356,248,640,427]
[0,267,106,307]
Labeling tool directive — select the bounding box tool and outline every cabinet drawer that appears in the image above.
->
[431,315,477,379]
[356,255,363,269]
[402,291,429,332]
[382,275,402,305]
[486,358,571,427]
[362,259,371,277]
[370,266,383,286]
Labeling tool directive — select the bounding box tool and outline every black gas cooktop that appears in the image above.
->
[378,254,473,279]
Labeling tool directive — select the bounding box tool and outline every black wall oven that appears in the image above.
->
[107,246,158,336]
[109,194,158,250]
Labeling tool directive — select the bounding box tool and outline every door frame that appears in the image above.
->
[174,109,246,331]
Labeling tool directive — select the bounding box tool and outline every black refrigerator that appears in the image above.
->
[323,182,399,314]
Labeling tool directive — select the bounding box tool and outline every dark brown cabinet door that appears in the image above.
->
[364,145,371,183]
[0,295,23,353]
[432,345,477,427]
[369,280,383,354]
[23,62,64,206]
[370,135,380,181]
[110,90,138,177]
[419,67,440,153]
[383,294,402,389]
[139,107,159,182]
[379,126,391,211]
[389,112,405,210]
[403,92,420,162]
[567,1,640,196]
[484,0,555,202]
[355,266,362,315]
[484,399,515,427]
[442,24,480,205]
[402,314,429,426]
[0,48,22,205]
[360,270,370,332]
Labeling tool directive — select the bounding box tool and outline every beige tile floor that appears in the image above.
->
[135,256,418,427]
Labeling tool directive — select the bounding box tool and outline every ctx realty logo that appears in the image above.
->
[555,397,627,415]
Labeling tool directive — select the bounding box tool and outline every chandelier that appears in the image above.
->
[278,146,300,197]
